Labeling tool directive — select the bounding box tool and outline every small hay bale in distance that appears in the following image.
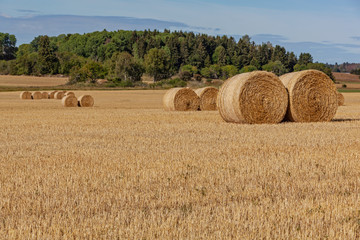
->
[217,71,288,124]
[163,87,200,111]
[54,91,65,100]
[78,95,94,107]
[31,91,42,100]
[20,91,32,99]
[41,92,49,99]
[337,92,345,106]
[61,95,78,107]
[195,87,219,111]
[280,70,338,122]
[49,91,58,99]
[65,91,75,97]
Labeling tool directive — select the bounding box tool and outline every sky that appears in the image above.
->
[1,0,360,63]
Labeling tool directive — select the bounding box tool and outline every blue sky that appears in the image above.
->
[1,0,360,63]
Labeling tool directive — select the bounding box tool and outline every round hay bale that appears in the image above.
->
[65,91,75,97]
[41,92,49,99]
[49,91,58,99]
[61,95,78,107]
[195,87,219,111]
[280,70,338,122]
[31,91,42,100]
[78,95,94,107]
[20,91,32,99]
[337,92,345,106]
[163,88,200,111]
[54,91,65,100]
[217,71,288,124]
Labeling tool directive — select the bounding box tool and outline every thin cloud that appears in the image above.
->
[17,9,40,13]
[351,36,360,41]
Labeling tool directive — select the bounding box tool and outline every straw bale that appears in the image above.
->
[65,91,75,97]
[54,91,65,100]
[49,91,58,99]
[195,87,218,111]
[31,91,42,100]
[217,71,288,124]
[337,92,345,106]
[78,95,94,107]
[20,91,32,99]
[61,95,78,107]
[163,88,200,111]
[41,92,49,99]
[280,70,338,122]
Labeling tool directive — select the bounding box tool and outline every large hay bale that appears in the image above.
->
[337,92,345,106]
[163,88,200,111]
[49,91,58,99]
[195,87,219,111]
[280,70,338,122]
[78,95,94,107]
[61,95,78,107]
[217,71,288,124]
[65,91,75,97]
[54,91,65,100]
[20,91,32,99]
[41,92,49,99]
[31,91,42,100]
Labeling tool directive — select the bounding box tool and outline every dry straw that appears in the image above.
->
[337,92,345,106]
[54,92,65,100]
[61,95,78,107]
[49,91,58,99]
[65,91,75,97]
[31,91,42,100]
[280,70,338,122]
[41,92,49,99]
[78,95,94,107]
[20,91,32,99]
[163,87,200,111]
[195,87,219,111]
[217,71,288,124]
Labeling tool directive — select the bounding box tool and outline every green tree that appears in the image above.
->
[239,65,257,73]
[262,60,287,76]
[38,35,59,74]
[212,45,227,66]
[0,33,17,60]
[109,52,144,82]
[144,48,171,81]
[298,53,313,65]
[221,65,238,79]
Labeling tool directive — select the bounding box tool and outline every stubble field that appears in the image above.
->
[1,90,360,239]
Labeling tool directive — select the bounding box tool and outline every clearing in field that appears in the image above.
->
[0,90,360,239]
[0,75,68,87]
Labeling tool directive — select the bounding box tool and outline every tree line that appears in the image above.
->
[0,29,335,84]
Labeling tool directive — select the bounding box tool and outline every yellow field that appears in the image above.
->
[0,75,68,87]
[1,90,360,239]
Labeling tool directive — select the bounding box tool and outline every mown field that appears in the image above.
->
[0,75,68,87]
[1,90,360,239]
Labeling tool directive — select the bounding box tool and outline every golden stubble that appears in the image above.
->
[0,90,360,239]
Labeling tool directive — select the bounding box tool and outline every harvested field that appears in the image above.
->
[0,90,360,239]
[333,72,360,83]
[0,75,68,87]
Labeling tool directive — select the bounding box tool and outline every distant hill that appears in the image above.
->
[333,72,360,83]
[329,63,360,73]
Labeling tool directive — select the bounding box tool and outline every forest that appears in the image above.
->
[0,29,336,85]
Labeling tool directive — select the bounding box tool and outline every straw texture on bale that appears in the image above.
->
[195,87,219,111]
[280,70,338,122]
[54,91,65,100]
[217,71,288,124]
[49,91,58,99]
[163,88,200,111]
[78,95,94,107]
[20,91,32,99]
[61,95,78,107]
[41,92,49,99]
[31,91,42,100]
[65,91,75,97]
[337,92,345,106]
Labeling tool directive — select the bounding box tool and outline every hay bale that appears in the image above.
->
[61,95,78,107]
[217,71,288,124]
[65,91,75,97]
[195,87,219,111]
[337,92,345,106]
[49,91,58,99]
[31,91,42,100]
[20,91,32,99]
[163,88,200,111]
[280,70,338,122]
[54,91,65,100]
[41,92,49,99]
[78,95,94,107]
